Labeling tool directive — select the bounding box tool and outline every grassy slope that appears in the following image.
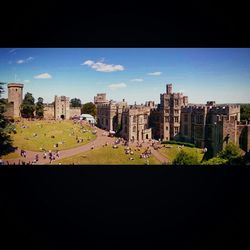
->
[2,152,20,160]
[54,145,161,165]
[11,120,96,152]
[159,145,204,163]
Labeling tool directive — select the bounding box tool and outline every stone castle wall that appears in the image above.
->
[69,107,81,118]
[43,104,55,120]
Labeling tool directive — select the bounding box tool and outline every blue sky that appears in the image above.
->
[0,48,250,104]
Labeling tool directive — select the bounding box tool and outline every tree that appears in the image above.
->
[36,97,44,118]
[218,142,241,163]
[81,102,96,117]
[21,92,35,118]
[0,82,16,156]
[172,150,200,165]
[240,104,250,122]
[70,98,82,108]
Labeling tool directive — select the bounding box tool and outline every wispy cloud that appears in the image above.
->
[108,83,127,90]
[130,78,144,82]
[148,72,162,76]
[81,59,124,72]
[9,48,17,54]
[34,73,52,79]
[16,57,34,64]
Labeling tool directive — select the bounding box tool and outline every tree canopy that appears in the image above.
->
[70,98,82,108]
[240,104,250,122]
[21,92,35,118]
[0,83,15,156]
[35,97,44,118]
[81,102,96,117]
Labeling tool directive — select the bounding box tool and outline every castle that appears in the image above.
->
[4,83,81,120]
[4,82,250,156]
[95,84,250,156]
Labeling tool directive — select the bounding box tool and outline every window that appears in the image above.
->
[133,126,136,132]
[184,124,188,135]
[199,115,204,124]
[174,109,179,115]
[165,116,169,122]
[174,116,179,123]
[174,127,179,134]
[166,126,168,131]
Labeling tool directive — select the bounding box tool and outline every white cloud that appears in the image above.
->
[148,72,162,76]
[108,83,127,90]
[17,59,25,64]
[9,49,17,53]
[81,59,124,72]
[131,78,144,82]
[82,60,94,66]
[34,73,52,79]
[16,57,34,64]
[23,80,31,83]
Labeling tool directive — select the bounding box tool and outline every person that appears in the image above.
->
[35,154,39,162]
[0,158,3,165]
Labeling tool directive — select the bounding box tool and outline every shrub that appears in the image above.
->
[161,140,195,148]
[172,150,200,165]
[202,157,228,165]
[218,142,241,163]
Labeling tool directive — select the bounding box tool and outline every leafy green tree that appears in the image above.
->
[70,98,82,107]
[21,92,35,118]
[240,104,250,121]
[0,82,16,156]
[81,102,96,117]
[172,150,200,165]
[35,97,44,118]
[218,142,241,163]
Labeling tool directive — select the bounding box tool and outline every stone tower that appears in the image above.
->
[7,83,24,118]
[54,95,70,120]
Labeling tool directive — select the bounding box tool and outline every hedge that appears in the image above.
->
[161,140,195,148]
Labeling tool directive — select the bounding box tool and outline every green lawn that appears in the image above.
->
[10,120,96,152]
[2,152,20,160]
[53,145,161,165]
[158,144,204,163]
